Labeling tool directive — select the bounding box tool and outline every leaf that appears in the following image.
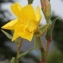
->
[35,23,50,37]
[1,29,12,39]
[45,17,58,40]
[17,48,35,59]
[10,57,15,63]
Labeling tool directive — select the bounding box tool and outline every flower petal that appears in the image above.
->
[35,6,42,21]
[24,19,38,32]
[12,25,25,41]
[10,2,22,18]
[21,5,35,20]
[12,30,19,41]
[1,19,18,30]
[19,31,34,41]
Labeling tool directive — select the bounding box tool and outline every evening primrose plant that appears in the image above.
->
[1,0,58,63]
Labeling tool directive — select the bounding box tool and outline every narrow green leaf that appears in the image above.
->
[35,23,50,37]
[45,17,58,40]
[1,29,12,39]
[18,48,34,59]
[10,57,15,63]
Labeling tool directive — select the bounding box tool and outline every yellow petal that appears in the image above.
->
[10,2,22,18]
[12,22,34,41]
[12,24,25,41]
[19,31,34,41]
[1,19,18,30]
[24,19,38,32]
[21,5,35,20]
[35,6,42,21]
[12,31,19,41]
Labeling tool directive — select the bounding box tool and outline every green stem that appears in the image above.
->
[16,38,23,63]
[40,39,46,63]
[37,37,46,63]
[46,40,50,63]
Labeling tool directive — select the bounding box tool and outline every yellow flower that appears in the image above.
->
[1,2,41,41]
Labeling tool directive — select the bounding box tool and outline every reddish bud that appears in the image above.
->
[40,0,51,23]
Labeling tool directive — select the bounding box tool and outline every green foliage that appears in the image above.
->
[10,57,15,63]
[18,48,34,59]
[45,17,58,40]
[51,16,63,52]
[1,29,12,40]
[48,16,63,63]
[48,49,63,63]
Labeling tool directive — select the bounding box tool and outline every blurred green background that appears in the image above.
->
[0,0,63,63]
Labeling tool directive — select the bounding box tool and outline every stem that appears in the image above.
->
[46,40,50,63]
[38,37,46,63]
[16,38,23,63]
[40,47,46,63]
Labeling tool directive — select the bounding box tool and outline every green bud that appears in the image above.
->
[40,0,51,23]
[28,0,34,4]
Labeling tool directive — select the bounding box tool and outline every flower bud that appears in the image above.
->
[28,0,34,4]
[40,0,51,23]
